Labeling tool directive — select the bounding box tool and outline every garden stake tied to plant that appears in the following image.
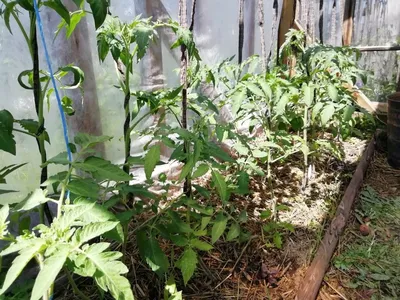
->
[0,0,398,299]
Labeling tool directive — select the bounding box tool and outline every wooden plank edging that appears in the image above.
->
[295,134,377,300]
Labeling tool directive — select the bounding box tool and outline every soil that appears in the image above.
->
[57,136,371,300]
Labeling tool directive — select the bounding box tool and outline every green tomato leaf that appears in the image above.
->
[211,170,228,203]
[87,0,109,29]
[247,83,265,97]
[74,157,131,182]
[144,144,160,181]
[191,239,213,251]
[226,223,240,241]
[67,178,100,198]
[76,221,119,245]
[327,85,338,102]
[0,110,16,155]
[192,163,209,179]
[320,103,336,126]
[30,246,70,300]
[14,189,50,212]
[0,240,45,295]
[211,212,228,244]
[137,230,169,276]
[176,248,197,285]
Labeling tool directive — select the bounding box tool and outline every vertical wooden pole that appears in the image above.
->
[342,0,355,45]
[258,0,267,72]
[238,0,245,63]
[277,0,296,51]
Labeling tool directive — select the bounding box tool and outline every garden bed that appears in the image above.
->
[55,136,370,300]
[321,152,400,300]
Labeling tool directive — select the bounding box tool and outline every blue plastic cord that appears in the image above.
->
[32,0,73,164]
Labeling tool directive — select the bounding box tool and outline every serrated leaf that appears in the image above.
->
[74,133,112,151]
[303,85,313,106]
[275,94,289,116]
[17,119,50,143]
[343,105,355,122]
[236,171,250,195]
[77,221,119,245]
[193,184,210,199]
[144,145,160,181]
[247,83,265,97]
[211,213,228,244]
[231,89,246,116]
[191,239,213,251]
[176,248,197,285]
[0,240,44,295]
[226,223,240,241]
[259,80,272,100]
[273,232,282,249]
[168,211,192,233]
[132,23,155,61]
[74,157,131,182]
[320,103,335,126]
[137,230,169,275]
[87,0,109,29]
[14,189,50,212]
[67,178,100,198]
[192,164,209,179]
[179,158,194,182]
[211,171,228,204]
[78,244,134,300]
[56,65,84,89]
[30,246,70,300]
[252,150,269,158]
[327,85,338,101]
[3,2,18,34]
[200,217,211,230]
[170,234,188,247]
[0,110,16,155]
[57,203,96,231]
[42,152,70,166]
[61,96,75,115]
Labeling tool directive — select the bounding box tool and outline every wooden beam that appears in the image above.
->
[277,0,296,50]
[354,45,400,52]
[342,0,355,46]
[344,83,388,114]
[295,134,376,300]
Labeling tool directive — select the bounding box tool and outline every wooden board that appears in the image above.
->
[295,134,376,300]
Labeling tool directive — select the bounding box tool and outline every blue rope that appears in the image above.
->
[32,0,73,164]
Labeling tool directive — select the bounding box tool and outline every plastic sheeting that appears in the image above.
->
[0,0,282,203]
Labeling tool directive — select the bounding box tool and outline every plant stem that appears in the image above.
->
[64,267,91,300]
[35,254,49,300]
[30,11,52,224]
[122,51,133,176]
[12,128,36,138]
[303,106,309,188]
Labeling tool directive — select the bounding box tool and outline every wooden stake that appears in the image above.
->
[342,0,355,46]
[238,0,245,64]
[277,0,296,56]
[295,135,376,300]
[257,0,267,72]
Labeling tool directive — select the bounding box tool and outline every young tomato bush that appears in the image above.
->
[0,3,374,297]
